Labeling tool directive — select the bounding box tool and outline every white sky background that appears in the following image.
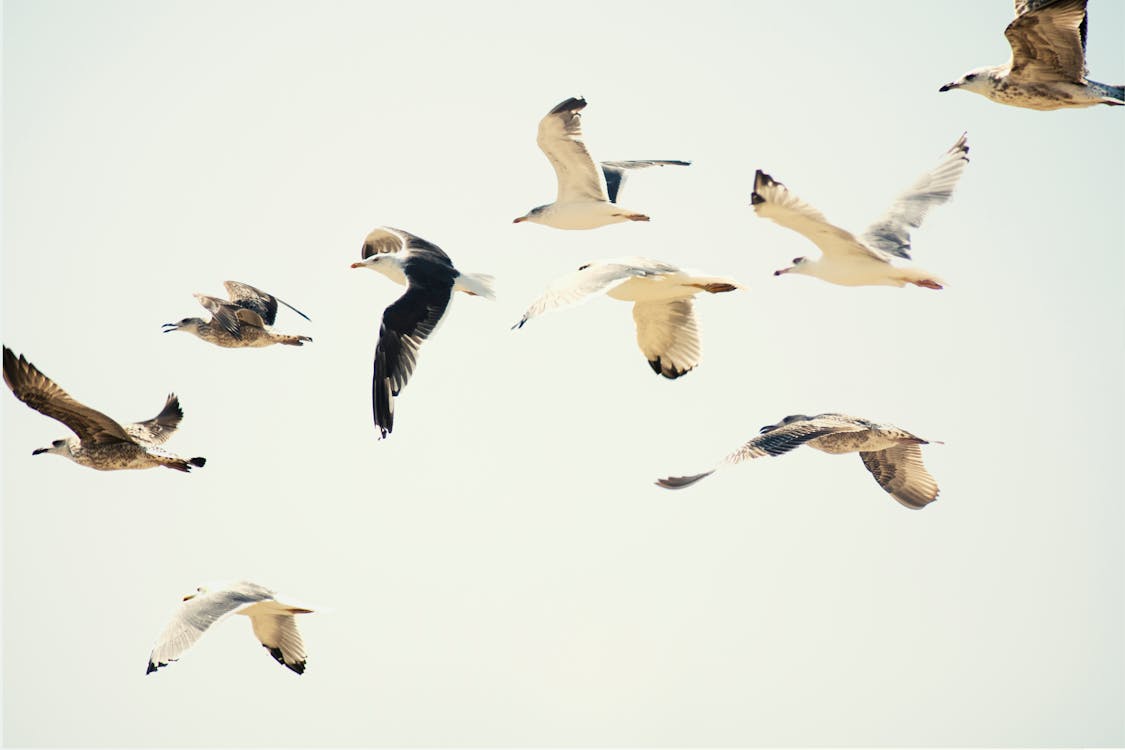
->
[2,0,1123,746]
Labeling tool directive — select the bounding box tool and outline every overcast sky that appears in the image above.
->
[3,0,1123,746]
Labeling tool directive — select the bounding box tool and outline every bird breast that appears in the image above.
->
[807,431,902,454]
[607,274,692,302]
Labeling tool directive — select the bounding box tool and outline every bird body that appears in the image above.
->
[163,281,312,348]
[513,97,690,229]
[147,581,313,675]
[940,0,1123,109]
[657,413,940,509]
[514,257,742,379]
[352,226,494,438]
[754,133,969,290]
[3,347,206,473]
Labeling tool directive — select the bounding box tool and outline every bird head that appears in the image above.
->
[939,68,992,94]
[31,439,68,457]
[774,257,809,276]
[512,205,548,224]
[161,318,201,334]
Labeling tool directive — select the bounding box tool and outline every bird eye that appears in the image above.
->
[578,263,591,270]
[965,73,977,81]
[792,257,804,265]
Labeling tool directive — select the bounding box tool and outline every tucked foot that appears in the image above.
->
[690,282,739,293]
[623,213,650,222]
[912,279,944,290]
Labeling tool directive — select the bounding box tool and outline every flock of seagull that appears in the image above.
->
[3,0,1120,676]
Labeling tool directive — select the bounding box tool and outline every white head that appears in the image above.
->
[31,438,72,458]
[512,205,550,225]
[774,256,814,277]
[939,67,999,96]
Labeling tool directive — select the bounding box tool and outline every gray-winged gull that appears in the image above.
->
[513,97,690,229]
[753,134,970,289]
[163,280,312,347]
[513,257,742,379]
[2,346,206,472]
[657,413,941,509]
[940,0,1123,109]
[146,581,313,675]
[351,226,495,439]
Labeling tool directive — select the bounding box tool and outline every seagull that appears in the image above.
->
[163,281,312,347]
[147,581,313,675]
[351,227,495,438]
[3,346,206,472]
[940,0,1122,109]
[513,257,743,379]
[513,97,690,229]
[753,134,970,289]
[656,413,941,509]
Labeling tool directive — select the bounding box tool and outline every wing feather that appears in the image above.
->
[632,298,701,379]
[536,97,608,203]
[859,443,940,509]
[146,585,272,673]
[1006,0,1088,82]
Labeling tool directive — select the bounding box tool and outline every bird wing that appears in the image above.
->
[223,281,311,326]
[372,280,455,438]
[536,97,608,203]
[632,298,701,379]
[859,443,940,509]
[751,170,890,264]
[1006,0,1088,83]
[859,133,970,260]
[249,612,308,674]
[2,346,134,445]
[194,294,245,339]
[599,160,691,204]
[655,415,865,490]
[513,261,665,329]
[146,585,273,673]
[126,394,184,445]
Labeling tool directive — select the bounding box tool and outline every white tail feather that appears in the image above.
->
[455,272,496,299]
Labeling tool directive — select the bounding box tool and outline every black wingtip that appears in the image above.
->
[655,471,715,490]
[189,457,206,468]
[750,191,765,205]
[146,661,160,674]
[549,96,587,114]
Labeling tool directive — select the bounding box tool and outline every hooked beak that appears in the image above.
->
[182,593,197,601]
[31,447,49,455]
[773,267,790,276]
[512,216,527,224]
[350,262,362,269]
[938,82,956,93]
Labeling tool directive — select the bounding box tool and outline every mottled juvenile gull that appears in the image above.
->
[657,413,941,509]
[940,0,1123,109]
[351,227,495,438]
[3,346,206,473]
[163,280,312,347]
[147,581,313,675]
[513,97,690,230]
[513,257,742,379]
[753,134,969,289]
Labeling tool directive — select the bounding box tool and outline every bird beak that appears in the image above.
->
[31,447,48,455]
[160,323,178,333]
[938,82,956,92]
[773,268,790,276]
[512,216,527,224]
[350,261,363,269]
[182,593,196,601]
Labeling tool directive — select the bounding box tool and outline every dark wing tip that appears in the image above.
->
[655,471,715,490]
[146,660,164,674]
[648,357,692,379]
[549,96,587,114]
[288,660,307,675]
[189,457,206,468]
[750,191,766,205]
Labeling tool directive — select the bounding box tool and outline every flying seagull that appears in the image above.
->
[513,257,743,379]
[163,281,312,347]
[753,134,969,289]
[513,97,690,229]
[351,227,495,438]
[940,0,1123,109]
[147,581,313,675]
[657,413,941,509]
[2,346,206,472]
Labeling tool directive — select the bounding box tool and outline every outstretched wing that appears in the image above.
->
[223,281,310,326]
[194,294,246,339]
[632,298,701,379]
[3,346,133,445]
[600,160,691,203]
[372,281,454,439]
[751,170,889,264]
[859,443,940,509]
[859,134,970,260]
[513,260,676,329]
[249,613,308,674]
[127,394,184,445]
[146,586,272,674]
[1006,0,1088,83]
[537,97,607,203]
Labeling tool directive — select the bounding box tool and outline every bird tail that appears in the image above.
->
[163,456,206,473]
[655,470,715,489]
[455,272,496,300]
[1088,80,1124,105]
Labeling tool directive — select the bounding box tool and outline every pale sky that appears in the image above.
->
[2,0,1123,746]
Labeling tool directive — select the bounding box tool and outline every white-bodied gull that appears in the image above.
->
[513,97,690,230]
[163,281,312,348]
[351,227,495,438]
[147,581,313,675]
[754,134,970,289]
[3,346,206,472]
[513,257,742,379]
[940,0,1123,109]
[657,413,941,509]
